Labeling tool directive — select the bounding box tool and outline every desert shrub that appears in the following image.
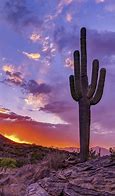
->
[45,151,67,170]
[109,147,115,161]
[16,159,28,167]
[30,152,44,163]
[0,157,17,168]
[89,148,100,159]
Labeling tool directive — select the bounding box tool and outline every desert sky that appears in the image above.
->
[0,0,114,148]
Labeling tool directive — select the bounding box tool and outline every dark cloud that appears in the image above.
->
[23,80,52,95]
[0,109,31,122]
[3,69,52,96]
[87,29,115,60]
[1,0,42,29]
[5,71,24,86]
[40,101,73,113]
[54,26,79,51]
[54,26,115,62]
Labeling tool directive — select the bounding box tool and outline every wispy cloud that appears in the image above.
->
[24,93,48,109]
[2,64,15,73]
[22,52,41,61]
[66,13,73,22]
[105,3,115,12]
[0,107,10,114]
[29,33,41,42]
[96,0,105,3]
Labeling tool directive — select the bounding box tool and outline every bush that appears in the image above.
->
[0,157,17,168]
[89,148,100,159]
[45,151,67,170]
[30,152,44,163]
[109,147,115,161]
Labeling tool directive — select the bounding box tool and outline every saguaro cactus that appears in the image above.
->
[69,27,106,162]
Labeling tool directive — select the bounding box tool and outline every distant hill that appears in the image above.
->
[0,134,71,166]
[60,146,110,156]
[92,146,110,156]
[0,134,110,156]
[0,134,16,145]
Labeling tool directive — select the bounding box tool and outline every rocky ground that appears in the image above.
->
[0,155,114,196]
[0,134,114,196]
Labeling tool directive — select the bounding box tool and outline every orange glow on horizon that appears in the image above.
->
[0,118,110,149]
[0,120,79,148]
[4,134,32,144]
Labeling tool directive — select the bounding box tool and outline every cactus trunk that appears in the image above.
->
[79,99,90,161]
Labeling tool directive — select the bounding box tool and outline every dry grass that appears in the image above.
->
[44,151,68,170]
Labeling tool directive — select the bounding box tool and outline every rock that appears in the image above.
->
[25,183,49,196]
[64,183,114,196]
[0,155,114,195]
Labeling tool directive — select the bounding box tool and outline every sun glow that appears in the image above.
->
[4,134,31,144]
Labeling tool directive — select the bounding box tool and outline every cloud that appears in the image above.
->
[25,94,48,108]
[5,71,24,86]
[53,26,79,51]
[0,108,31,122]
[96,0,105,3]
[3,70,24,86]
[66,13,73,22]
[91,122,114,135]
[2,64,24,85]
[2,67,52,96]
[23,80,52,95]
[30,33,41,42]
[40,101,73,114]
[1,0,41,29]
[105,3,115,12]
[23,52,41,61]
[0,106,114,148]
[0,109,78,147]
[2,64,15,73]
[88,29,115,59]
[0,107,11,114]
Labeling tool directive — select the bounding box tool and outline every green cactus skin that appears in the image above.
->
[69,27,106,162]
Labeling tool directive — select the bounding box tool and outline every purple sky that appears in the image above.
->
[0,0,114,148]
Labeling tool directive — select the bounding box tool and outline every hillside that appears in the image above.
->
[0,134,114,195]
[0,134,73,166]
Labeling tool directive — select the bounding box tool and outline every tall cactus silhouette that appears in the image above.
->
[69,27,106,162]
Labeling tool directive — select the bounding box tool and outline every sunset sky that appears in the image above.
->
[0,0,115,148]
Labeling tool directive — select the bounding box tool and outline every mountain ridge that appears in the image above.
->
[59,146,110,156]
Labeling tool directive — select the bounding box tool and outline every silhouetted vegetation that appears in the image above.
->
[0,158,17,168]
[109,147,115,161]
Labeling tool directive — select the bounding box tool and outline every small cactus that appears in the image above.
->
[69,27,106,162]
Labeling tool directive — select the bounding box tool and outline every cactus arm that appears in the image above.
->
[87,59,99,98]
[80,27,87,77]
[90,68,106,105]
[69,75,80,101]
[74,50,80,78]
[74,50,82,97]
